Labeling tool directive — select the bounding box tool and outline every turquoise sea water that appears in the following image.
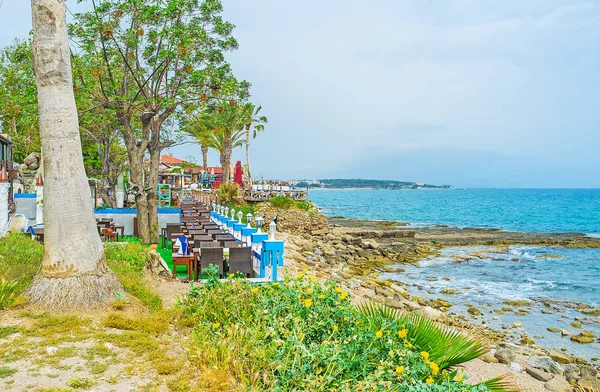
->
[310,189,600,359]
[309,188,600,234]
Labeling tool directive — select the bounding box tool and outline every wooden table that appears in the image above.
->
[172,253,195,281]
[113,225,125,238]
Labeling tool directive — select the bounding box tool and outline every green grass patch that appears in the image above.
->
[0,367,17,378]
[0,325,20,339]
[0,233,44,309]
[68,377,94,389]
[105,242,163,310]
[269,196,312,211]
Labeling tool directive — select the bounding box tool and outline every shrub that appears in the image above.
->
[179,276,516,391]
[105,242,163,310]
[269,196,313,211]
[218,183,242,204]
[0,233,43,309]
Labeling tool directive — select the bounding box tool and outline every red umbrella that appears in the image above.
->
[234,161,243,186]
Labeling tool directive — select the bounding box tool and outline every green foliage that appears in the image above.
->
[179,275,510,391]
[218,183,241,204]
[68,377,95,389]
[0,233,43,309]
[358,303,487,369]
[105,242,162,310]
[0,40,40,162]
[269,196,312,211]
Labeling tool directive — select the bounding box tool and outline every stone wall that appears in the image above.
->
[258,204,331,235]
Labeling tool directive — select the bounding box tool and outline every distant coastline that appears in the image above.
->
[291,178,451,190]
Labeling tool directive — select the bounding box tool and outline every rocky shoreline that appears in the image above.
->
[268,207,600,392]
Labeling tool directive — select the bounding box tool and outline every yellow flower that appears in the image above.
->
[456,375,463,382]
[375,331,383,339]
[228,273,234,278]
[321,341,327,345]
[339,291,349,300]
[251,287,259,293]
[339,306,345,310]
[335,287,342,293]
[405,341,413,348]
[395,366,404,374]
[332,325,339,331]
[318,294,325,299]
[343,317,348,321]
[355,321,360,325]
[398,329,408,338]
[304,299,313,307]
[429,361,439,375]
[421,351,429,360]
[298,273,304,279]
[212,322,221,329]
[308,275,317,281]
[426,377,434,384]
[303,268,308,273]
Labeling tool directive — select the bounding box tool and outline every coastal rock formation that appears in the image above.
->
[526,366,554,382]
[550,349,575,364]
[494,348,516,364]
[544,376,572,392]
[527,356,564,375]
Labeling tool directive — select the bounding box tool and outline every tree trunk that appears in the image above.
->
[245,128,252,191]
[27,0,121,309]
[201,145,208,171]
[220,138,232,184]
[147,142,160,244]
[128,151,150,244]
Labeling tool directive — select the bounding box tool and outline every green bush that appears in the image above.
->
[0,233,43,309]
[218,183,241,204]
[105,242,162,310]
[269,196,312,211]
[179,275,516,391]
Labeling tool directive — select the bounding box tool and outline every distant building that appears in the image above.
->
[159,154,222,188]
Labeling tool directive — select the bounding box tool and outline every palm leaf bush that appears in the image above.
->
[178,274,520,391]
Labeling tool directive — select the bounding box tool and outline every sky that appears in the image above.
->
[1,0,599,187]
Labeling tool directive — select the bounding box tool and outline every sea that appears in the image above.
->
[309,188,600,359]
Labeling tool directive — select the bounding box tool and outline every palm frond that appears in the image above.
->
[474,375,521,392]
[357,302,487,368]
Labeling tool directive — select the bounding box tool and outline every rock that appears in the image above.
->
[481,353,499,363]
[527,367,554,382]
[375,286,395,298]
[570,321,582,329]
[544,376,572,392]
[509,362,522,373]
[570,333,595,344]
[550,349,574,364]
[548,327,561,333]
[527,356,564,375]
[578,364,598,380]
[561,330,570,337]
[580,330,596,338]
[563,364,580,382]
[521,336,535,346]
[22,152,41,170]
[440,288,458,294]
[418,306,443,321]
[468,307,481,316]
[513,322,522,328]
[368,240,379,250]
[495,348,516,364]
[577,379,600,392]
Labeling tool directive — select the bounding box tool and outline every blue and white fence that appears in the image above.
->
[210,210,285,282]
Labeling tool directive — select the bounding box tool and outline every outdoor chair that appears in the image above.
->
[228,247,253,277]
[198,247,224,279]
[214,234,234,240]
[163,223,180,248]
[193,235,213,242]
[221,240,241,248]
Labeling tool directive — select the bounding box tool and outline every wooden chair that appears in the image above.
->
[228,247,253,277]
[163,223,180,248]
[198,247,224,279]
[172,253,195,281]
[221,240,241,248]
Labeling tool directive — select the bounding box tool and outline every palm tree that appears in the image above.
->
[27,0,121,309]
[240,103,267,190]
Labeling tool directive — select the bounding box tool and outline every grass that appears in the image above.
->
[0,233,44,309]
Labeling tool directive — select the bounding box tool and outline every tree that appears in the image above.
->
[0,40,40,162]
[26,0,121,309]
[72,0,239,244]
[239,102,267,189]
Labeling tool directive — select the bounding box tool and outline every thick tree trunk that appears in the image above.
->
[27,0,121,309]
[147,144,160,244]
[201,145,208,171]
[128,152,150,244]
[220,139,232,184]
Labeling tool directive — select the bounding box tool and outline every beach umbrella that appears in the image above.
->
[234,161,243,186]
